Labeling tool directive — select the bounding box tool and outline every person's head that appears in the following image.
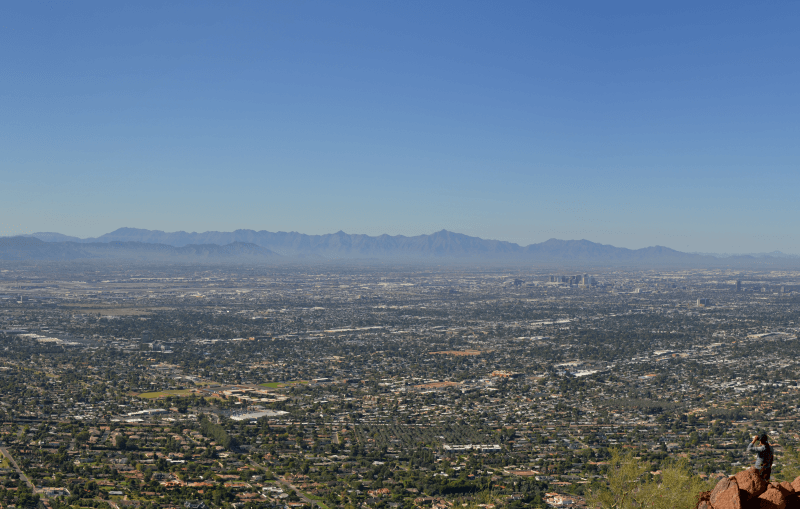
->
[759,434,769,445]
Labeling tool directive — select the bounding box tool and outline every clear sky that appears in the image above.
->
[2,1,799,253]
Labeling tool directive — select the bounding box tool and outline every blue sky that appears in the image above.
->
[2,1,799,252]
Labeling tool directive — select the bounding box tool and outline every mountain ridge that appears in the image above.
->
[0,227,787,267]
[35,227,524,253]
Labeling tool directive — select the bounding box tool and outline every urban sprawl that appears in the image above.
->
[1,263,800,508]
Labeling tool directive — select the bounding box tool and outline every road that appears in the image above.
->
[0,446,34,489]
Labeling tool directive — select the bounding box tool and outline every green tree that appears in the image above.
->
[587,449,711,509]
[776,445,800,482]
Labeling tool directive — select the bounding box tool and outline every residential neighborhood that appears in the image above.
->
[1,264,800,508]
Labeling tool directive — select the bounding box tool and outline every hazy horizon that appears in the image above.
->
[6,226,796,257]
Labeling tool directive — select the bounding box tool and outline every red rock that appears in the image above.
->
[774,483,795,496]
[711,476,743,509]
[747,485,788,509]
[735,469,768,501]
[792,476,800,494]
[711,477,737,499]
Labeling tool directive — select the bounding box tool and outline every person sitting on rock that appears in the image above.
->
[746,433,773,481]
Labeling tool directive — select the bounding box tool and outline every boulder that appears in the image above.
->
[711,476,743,509]
[782,481,800,509]
[745,485,788,509]
[792,476,800,494]
[735,469,769,502]
[776,482,795,495]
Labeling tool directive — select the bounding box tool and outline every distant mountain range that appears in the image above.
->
[0,227,793,266]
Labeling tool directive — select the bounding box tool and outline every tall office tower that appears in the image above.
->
[735,280,742,292]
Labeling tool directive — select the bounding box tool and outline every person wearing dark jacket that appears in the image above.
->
[746,433,774,481]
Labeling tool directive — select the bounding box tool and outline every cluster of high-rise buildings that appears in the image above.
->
[733,279,794,294]
[548,274,596,286]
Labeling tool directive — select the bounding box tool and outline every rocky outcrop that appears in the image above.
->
[710,476,743,509]
[697,469,800,509]
[734,468,768,503]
